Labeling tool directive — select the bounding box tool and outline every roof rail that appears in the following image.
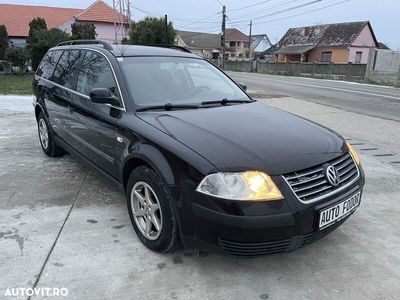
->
[145,44,192,53]
[56,40,113,51]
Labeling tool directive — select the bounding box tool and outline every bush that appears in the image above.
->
[128,17,175,45]
[0,25,9,60]
[6,47,30,71]
[71,23,97,40]
[31,28,70,70]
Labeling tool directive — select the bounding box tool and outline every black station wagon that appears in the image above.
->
[33,40,365,257]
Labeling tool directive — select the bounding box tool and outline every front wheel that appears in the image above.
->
[127,166,179,252]
[37,111,65,157]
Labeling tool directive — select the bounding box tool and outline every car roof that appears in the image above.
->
[51,44,200,59]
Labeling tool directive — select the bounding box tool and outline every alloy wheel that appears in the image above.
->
[38,118,49,150]
[130,181,163,240]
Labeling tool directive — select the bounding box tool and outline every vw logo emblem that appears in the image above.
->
[325,165,340,186]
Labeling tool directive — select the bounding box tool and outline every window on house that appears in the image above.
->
[230,41,235,47]
[320,51,332,62]
[355,51,362,64]
[244,42,249,48]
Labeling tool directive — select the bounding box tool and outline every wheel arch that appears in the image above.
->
[34,102,47,121]
[121,144,176,193]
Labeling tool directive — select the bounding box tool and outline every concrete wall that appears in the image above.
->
[224,60,252,72]
[225,60,367,80]
[365,49,400,85]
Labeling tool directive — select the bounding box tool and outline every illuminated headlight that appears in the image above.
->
[196,171,283,201]
[347,142,361,165]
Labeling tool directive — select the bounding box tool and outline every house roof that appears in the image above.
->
[378,42,390,50]
[263,44,278,55]
[225,28,248,42]
[176,30,221,50]
[251,34,272,52]
[0,3,82,37]
[275,45,315,55]
[75,0,127,24]
[277,21,378,49]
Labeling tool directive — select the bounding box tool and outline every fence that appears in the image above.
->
[224,60,367,80]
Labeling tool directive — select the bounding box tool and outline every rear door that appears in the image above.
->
[67,50,124,179]
[35,50,63,133]
[49,49,84,144]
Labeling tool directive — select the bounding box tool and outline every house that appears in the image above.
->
[251,34,272,57]
[275,21,378,64]
[176,30,221,59]
[0,0,128,47]
[263,44,278,61]
[225,28,249,58]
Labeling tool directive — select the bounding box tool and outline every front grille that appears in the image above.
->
[283,152,359,203]
[219,216,350,257]
[218,238,291,257]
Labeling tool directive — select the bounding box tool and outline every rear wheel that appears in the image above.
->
[37,111,65,157]
[127,166,179,252]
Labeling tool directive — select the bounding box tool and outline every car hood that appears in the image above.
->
[137,102,346,175]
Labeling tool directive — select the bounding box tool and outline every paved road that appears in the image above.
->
[227,72,400,122]
[1,96,400,299]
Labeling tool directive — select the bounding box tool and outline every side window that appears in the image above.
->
[76,51,121,104]
[36,50,62,79]
[51,50,83,88]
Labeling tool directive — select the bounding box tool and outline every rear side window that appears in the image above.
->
[51,50,83,89]
[36,50,62,79]
[75,51,120,102]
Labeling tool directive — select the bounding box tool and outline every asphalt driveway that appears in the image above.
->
[1,95,400,300]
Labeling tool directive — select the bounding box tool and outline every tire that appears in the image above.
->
[37,111,65,157]
[127,166,179,253]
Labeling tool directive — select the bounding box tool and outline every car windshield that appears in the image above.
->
[119,56,251,106]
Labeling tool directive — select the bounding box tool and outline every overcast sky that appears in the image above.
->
[1,0,399,49]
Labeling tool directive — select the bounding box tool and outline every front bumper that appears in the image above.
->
[178,166,365,257]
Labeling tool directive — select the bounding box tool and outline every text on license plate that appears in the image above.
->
[319,191,361,229]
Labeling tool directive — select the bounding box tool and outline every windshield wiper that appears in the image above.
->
[136,103,199,112]
[201,98,254,106]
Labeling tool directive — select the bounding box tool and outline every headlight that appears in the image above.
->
[347,142,360,165]
[196,171,283,201]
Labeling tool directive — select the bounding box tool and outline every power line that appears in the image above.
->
[228,0,302,21]
[252,0,350,25]
[132,5,221,25]
[229,0,274,12]
[227,0,322,25]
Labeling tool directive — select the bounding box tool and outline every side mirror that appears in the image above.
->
[89,88,120,107]
[238,82,247,91]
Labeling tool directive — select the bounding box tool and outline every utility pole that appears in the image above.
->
[164,14,169,45]
[248,20,252,58]
[221,5,226,69]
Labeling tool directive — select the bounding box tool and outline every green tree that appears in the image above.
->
[31,28,70,70]
[5,47,30,71]
[27,17,47,45]
[71,23,97,40]
[0,25,9,60]
[128,17,175,45]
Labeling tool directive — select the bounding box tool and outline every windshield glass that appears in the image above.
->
[119,56,250,106]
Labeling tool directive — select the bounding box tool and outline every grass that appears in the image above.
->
[0,74,34,95]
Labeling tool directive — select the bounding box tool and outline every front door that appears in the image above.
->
[67,50,124,179]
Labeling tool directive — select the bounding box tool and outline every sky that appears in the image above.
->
[1,0,399,49]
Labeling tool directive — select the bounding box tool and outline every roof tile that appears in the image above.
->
[0,3,82,37]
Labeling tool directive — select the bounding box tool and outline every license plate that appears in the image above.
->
[319,191,361,229]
